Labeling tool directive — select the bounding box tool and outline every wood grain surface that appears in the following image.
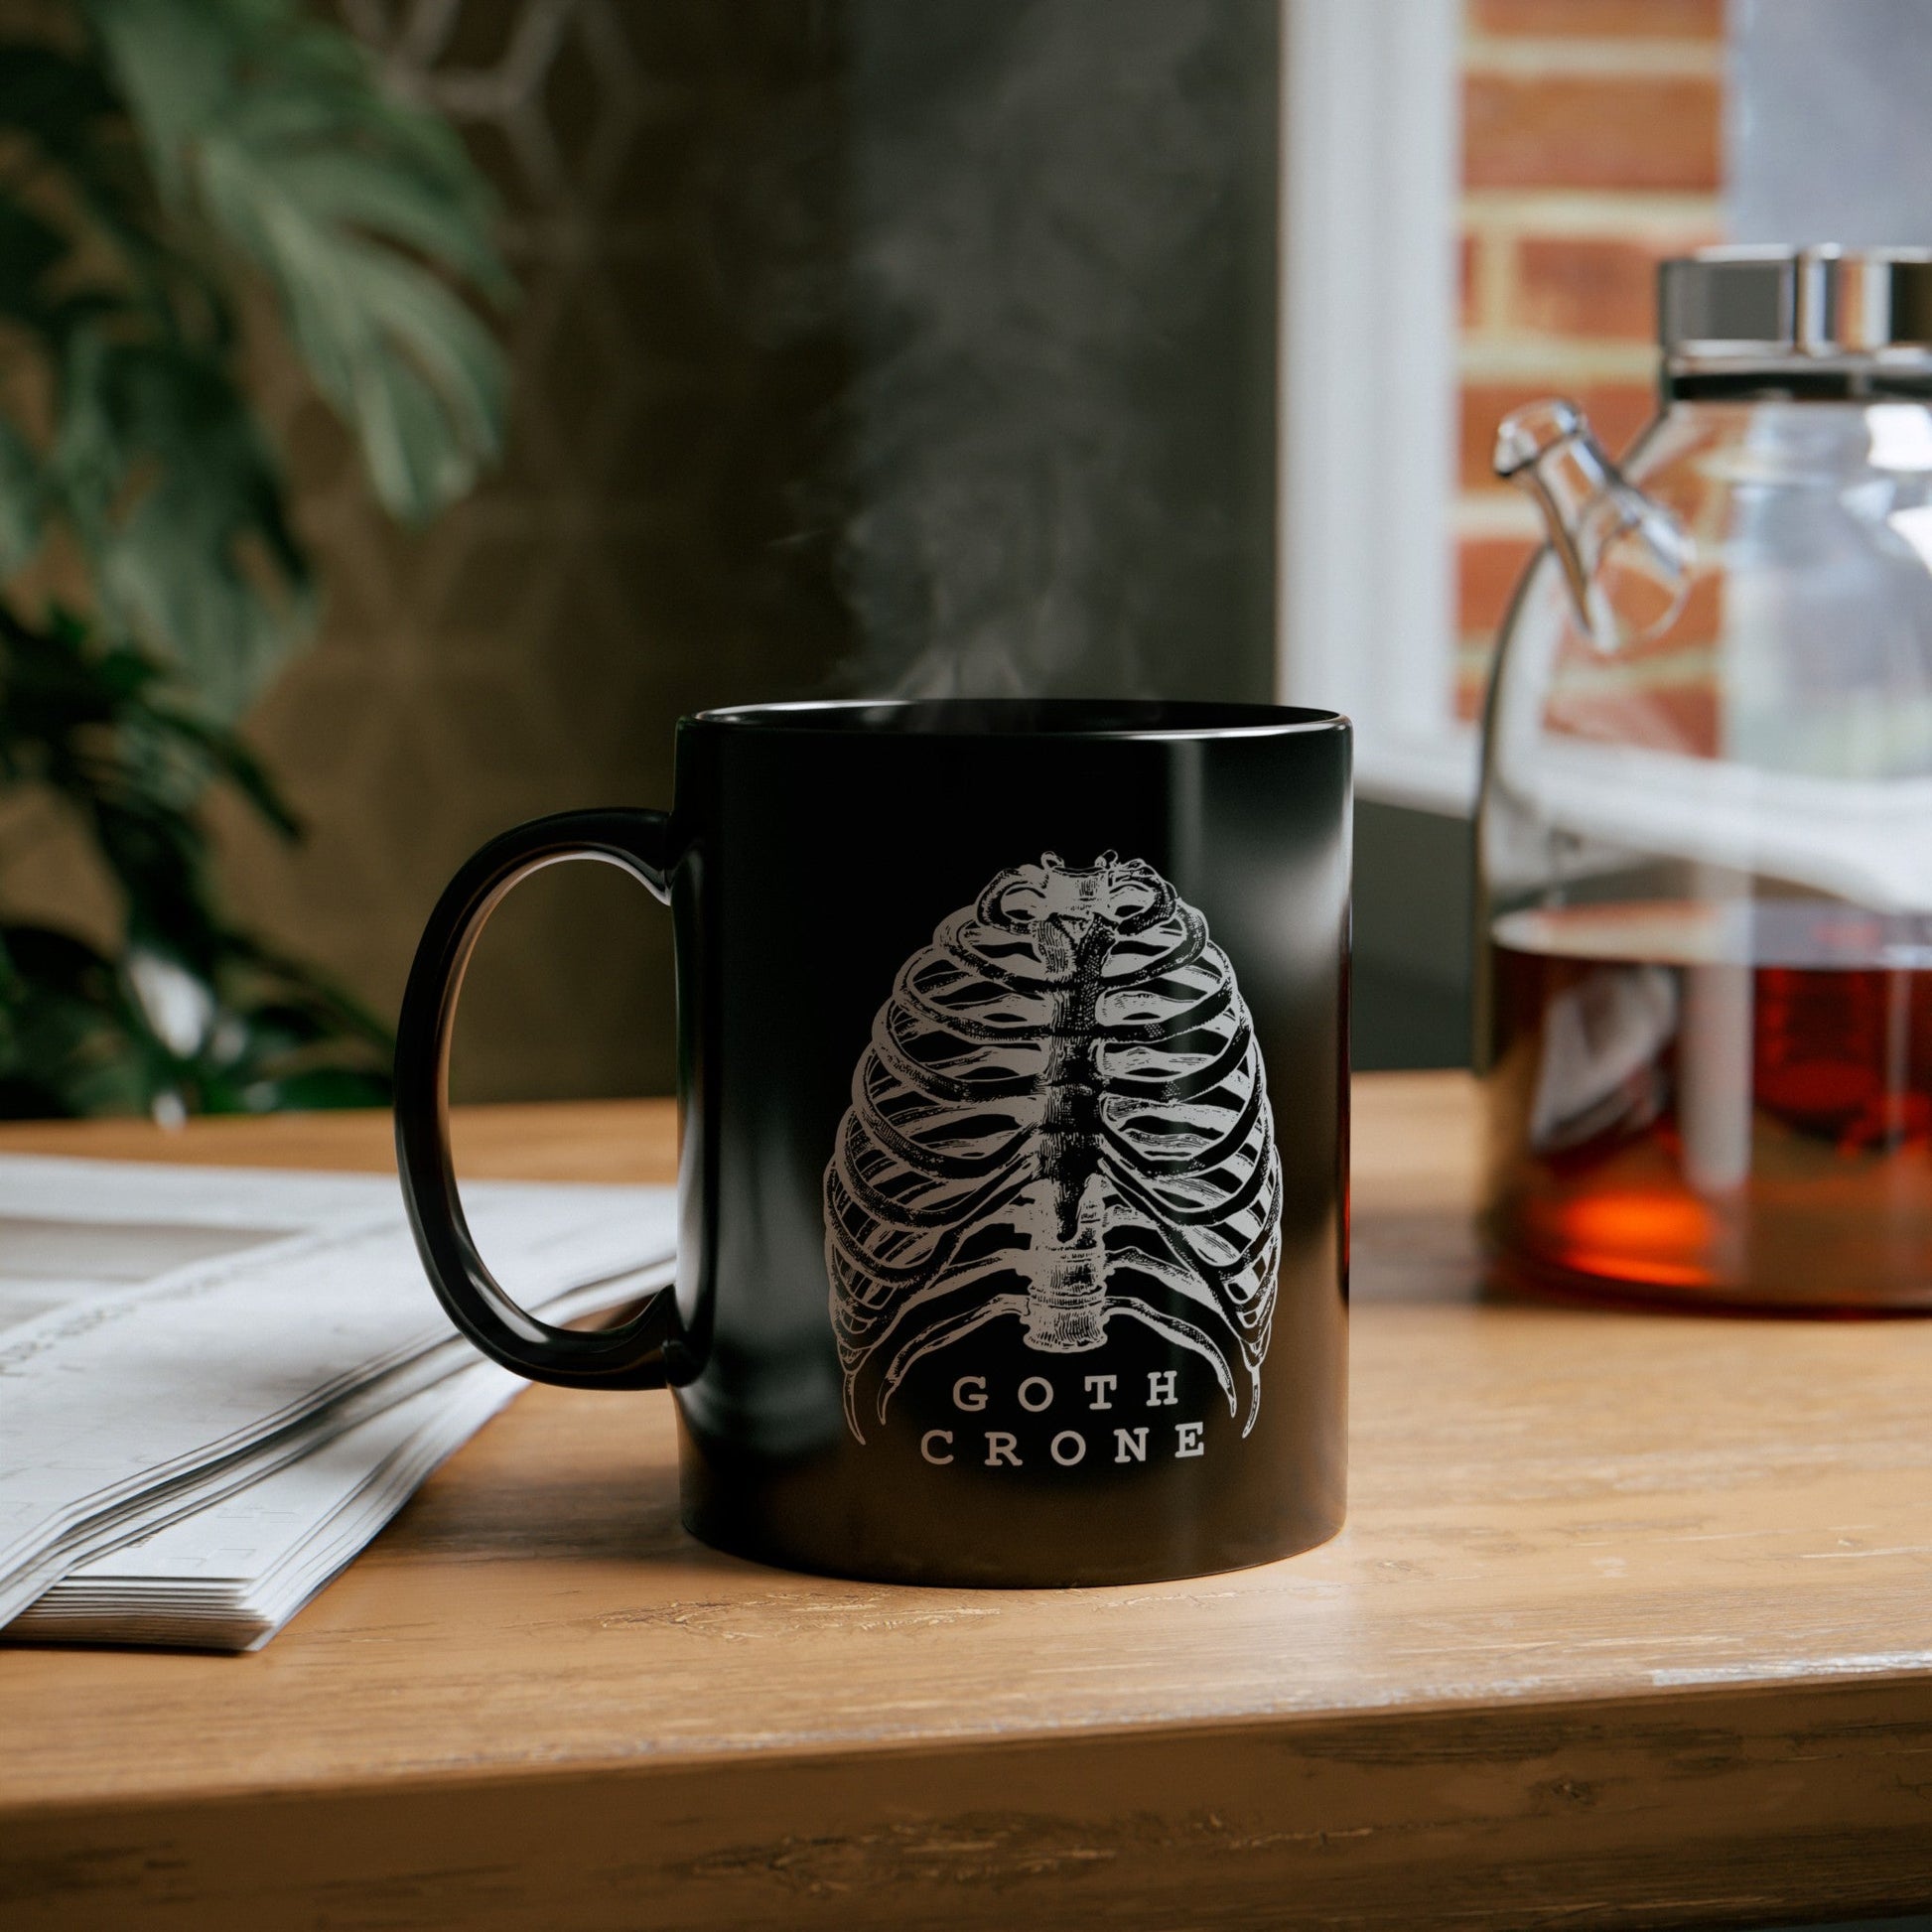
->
[3,1074,1931,1931]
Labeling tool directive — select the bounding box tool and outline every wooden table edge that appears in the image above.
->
[8,1674,1932,1929]
[7,1656,1932,1821]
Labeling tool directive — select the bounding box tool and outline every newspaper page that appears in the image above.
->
[13,1256,672,1650]
[0,1157,676,1634]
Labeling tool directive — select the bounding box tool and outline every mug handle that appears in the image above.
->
[394,809,681,1390]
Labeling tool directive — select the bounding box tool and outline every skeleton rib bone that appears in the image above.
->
[824,852,1284,1445]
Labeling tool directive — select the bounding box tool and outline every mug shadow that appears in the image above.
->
[386,1453,703,1569]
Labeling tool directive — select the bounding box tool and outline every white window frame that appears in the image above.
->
[1277,0,1476,814]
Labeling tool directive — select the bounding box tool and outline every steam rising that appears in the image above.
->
[838,0,1277,700]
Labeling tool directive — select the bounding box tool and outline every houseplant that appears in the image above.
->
[0,0,508,1117]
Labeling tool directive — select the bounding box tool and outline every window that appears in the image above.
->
[1278,0,1727,815]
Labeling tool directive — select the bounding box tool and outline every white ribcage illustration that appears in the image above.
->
[824,851,1283,1443]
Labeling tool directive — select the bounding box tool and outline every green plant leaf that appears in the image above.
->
[0,196,68,330]
[47,332,313,713]
[0,46,122,178]
[0,922,154,1118]
[0,42,190,338]
[235,1065,390,1112]
[76,0,228,203]
[88,0,510,524]
[0,0,489,1118]
[280,236,506,518]
[0,415,41,571]
[145,701,301,837]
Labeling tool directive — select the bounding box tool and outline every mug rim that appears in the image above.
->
[688,698,1349,741]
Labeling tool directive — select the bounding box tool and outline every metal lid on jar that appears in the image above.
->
[1660,247,1932,393]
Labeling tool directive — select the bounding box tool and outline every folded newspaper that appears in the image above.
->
[0,1154,675,1652]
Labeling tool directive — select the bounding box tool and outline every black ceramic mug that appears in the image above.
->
[395,699,1349,1587]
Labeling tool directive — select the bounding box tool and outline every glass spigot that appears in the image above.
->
[1494,397,1693,650]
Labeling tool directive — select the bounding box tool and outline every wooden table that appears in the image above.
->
[3,1073,1931,1931]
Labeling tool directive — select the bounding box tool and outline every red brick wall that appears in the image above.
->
[1454,0,1725,718]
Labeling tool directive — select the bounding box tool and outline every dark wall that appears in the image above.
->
[215,0,1285,1102]
[837,0,1281,700]
[217,3,851,1105]
[1352,801,1472,1072]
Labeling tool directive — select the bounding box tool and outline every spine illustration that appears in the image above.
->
[824,852,1283,1444]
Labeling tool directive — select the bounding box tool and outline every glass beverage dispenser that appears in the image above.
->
[1479,246,1932,1310]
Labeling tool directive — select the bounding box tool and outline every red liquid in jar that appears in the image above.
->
[1483,899,1932,1309]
